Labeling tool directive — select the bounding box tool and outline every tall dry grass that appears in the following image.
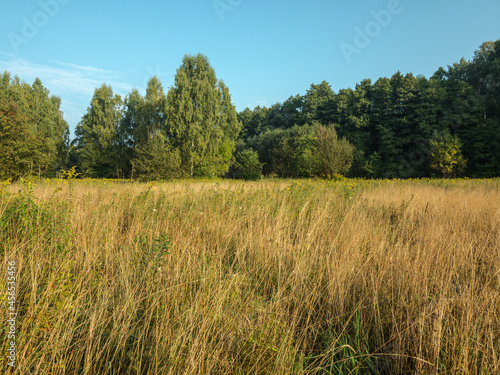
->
[0,178,499,374]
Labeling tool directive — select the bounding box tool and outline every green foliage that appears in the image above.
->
[248,124,321,178]
[136,233,172,271]
[0,97,30,180]
[315,125,355,177]
[429,130,467,178]
[0,72,69,180]
[165,54,241,177]
[234,149,263,180]
[131,132,181,181]
[115,88,143,178]
[302,81,335,125]
[236,39,500,179]
[462,119,500,177]
[50,96,71,172]
[60,166,81,179]
[135,76,167,145]
[334,80,372,156]
[0,179,70,249]
[238,105,271,139]
[363,151,383,178]
[2,39,500,180]
[72,84,123,178]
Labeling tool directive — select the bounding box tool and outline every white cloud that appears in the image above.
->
[245,98,272,109]
[0,54,135,132]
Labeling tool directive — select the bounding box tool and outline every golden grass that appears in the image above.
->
[1,178,499,374]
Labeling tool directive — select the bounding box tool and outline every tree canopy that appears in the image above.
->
[165,53,241,177]
[0,72,69,180]
[1,40,499,180]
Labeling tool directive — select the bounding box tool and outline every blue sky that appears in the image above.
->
[1,0,499,137]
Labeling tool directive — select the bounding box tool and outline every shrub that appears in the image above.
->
[315,125,355,177]
[234,149,263,180]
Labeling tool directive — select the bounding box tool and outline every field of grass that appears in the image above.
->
[1,177,499,374]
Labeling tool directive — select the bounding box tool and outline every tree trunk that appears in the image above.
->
[190,140,195,177]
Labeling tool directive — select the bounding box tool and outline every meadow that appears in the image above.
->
[0,177,499,374]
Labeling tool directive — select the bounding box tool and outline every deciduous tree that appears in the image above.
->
[73,84,123,177]
[165,54,241,177]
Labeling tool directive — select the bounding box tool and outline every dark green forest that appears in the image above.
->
[1,40,499,181]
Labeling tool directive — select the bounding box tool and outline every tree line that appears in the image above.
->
[1,40,499,181]
[0,73,69,180]
[237,40,500,179]
[71,54,241,180]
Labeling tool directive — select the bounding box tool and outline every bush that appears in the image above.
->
[234,149,263,180]
[315,125,355,177]
[131,133,181,181]
[429,130,467,178]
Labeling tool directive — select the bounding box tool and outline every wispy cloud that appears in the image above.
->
[0,54,134,131]
[245,98,273,109]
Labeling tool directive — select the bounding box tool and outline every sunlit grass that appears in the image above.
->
[1,177,499,374]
